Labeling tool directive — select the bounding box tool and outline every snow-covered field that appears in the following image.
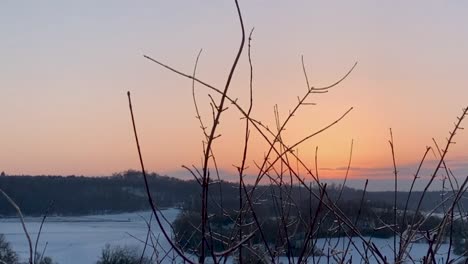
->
[307,236,461,263]
[0,209,180,264]
[0,209,462,263]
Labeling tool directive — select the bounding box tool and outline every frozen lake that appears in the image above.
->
[0,209,181,264]
[0,209,463,263]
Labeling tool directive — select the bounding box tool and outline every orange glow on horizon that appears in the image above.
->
[1,1,468,190]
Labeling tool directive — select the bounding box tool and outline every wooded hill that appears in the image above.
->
[0,170,465,216]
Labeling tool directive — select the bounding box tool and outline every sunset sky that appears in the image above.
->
[1,1,468,190]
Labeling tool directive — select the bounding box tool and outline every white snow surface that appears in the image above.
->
[0,209,180,264]
[0,209,463,263]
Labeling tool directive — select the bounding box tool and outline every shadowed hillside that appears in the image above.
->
[1,171,464,216]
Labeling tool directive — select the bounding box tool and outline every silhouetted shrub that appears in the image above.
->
[0,234,18,264]
[96,244,150,264]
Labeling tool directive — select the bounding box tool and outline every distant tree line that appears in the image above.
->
[173,183,468,258]
[0,170,466,217]
[0,170,199,216]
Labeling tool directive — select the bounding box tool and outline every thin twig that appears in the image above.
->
[34,200,54,264]
[127,91,194,264]
[0,188,34,264]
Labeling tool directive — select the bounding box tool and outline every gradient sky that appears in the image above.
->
[1,1,468,190]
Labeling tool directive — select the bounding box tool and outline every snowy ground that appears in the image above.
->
[302,236,462,263]
[0,209,180,264]
[0,209,463,263]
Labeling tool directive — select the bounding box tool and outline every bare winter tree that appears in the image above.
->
[127,1,468,263]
